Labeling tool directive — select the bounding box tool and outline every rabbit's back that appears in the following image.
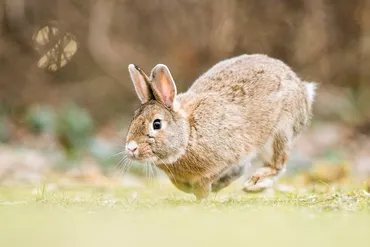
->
[180,54,309,149]
[189,54,300,100]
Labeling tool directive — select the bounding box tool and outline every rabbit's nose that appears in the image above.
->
[126,141,139,157]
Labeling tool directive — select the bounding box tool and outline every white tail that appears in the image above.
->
[304,82,317,105]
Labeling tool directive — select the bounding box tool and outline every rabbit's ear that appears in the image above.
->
[128,64,154,104]
[150,64,177,108]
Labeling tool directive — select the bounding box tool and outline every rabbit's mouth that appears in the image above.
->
[125,140,156,161]
[125,140,185,165]
[131,153,180,166]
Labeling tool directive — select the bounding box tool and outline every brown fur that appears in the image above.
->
[125,54,316,199]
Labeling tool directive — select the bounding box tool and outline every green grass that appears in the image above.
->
[0,184,370,247]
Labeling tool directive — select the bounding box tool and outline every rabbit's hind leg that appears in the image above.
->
[243,132,289,193]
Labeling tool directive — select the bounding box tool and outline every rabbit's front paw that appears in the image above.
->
[193,183,211,200]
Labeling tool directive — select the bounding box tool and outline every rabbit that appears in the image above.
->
[125,54,316,199]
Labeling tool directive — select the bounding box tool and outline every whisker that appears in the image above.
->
[116,155,133,177]
[125,160,133,172]
[153,154,177,184]
[113,150,127,157]
[114,157,124,172]
[144,162,148,180]
[111,142,127,150]
[116,155,129,170]
[163,163,177,184]
[152,165,160,177]
[145,162,152,184]
[144,162,149,179]
[123,159,132,174]
[151,163,156,177]
[146,162,151,180]
[149,162,155,181]
[117,161,126,176]
[148,157,160,177]
[119,155,128,164]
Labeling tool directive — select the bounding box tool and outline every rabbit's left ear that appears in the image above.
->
[128,64,153,104]
[150,64,177,108]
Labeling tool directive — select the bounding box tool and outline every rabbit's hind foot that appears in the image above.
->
[242,166,284,192]
[243,131,289,193]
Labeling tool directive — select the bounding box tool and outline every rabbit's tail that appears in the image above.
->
[304,82,317,106]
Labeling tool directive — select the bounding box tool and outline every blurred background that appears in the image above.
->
[0,0,369,189]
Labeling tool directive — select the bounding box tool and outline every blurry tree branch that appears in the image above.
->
[88,0,143,89]
[4,0,33,50]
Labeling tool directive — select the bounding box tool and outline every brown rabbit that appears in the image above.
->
[125,54,316,199]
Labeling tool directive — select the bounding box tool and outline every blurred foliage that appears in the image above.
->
[0,101,151,176]
[56,103,94,158]
[0,115,12,143]
[25,105,56,134]
[88,137,118,168]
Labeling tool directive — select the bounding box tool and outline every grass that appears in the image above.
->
[0,182,370,247]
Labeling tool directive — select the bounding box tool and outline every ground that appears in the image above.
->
[1,181,369,247]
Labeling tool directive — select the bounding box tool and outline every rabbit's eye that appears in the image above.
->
[153,119,161,130]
